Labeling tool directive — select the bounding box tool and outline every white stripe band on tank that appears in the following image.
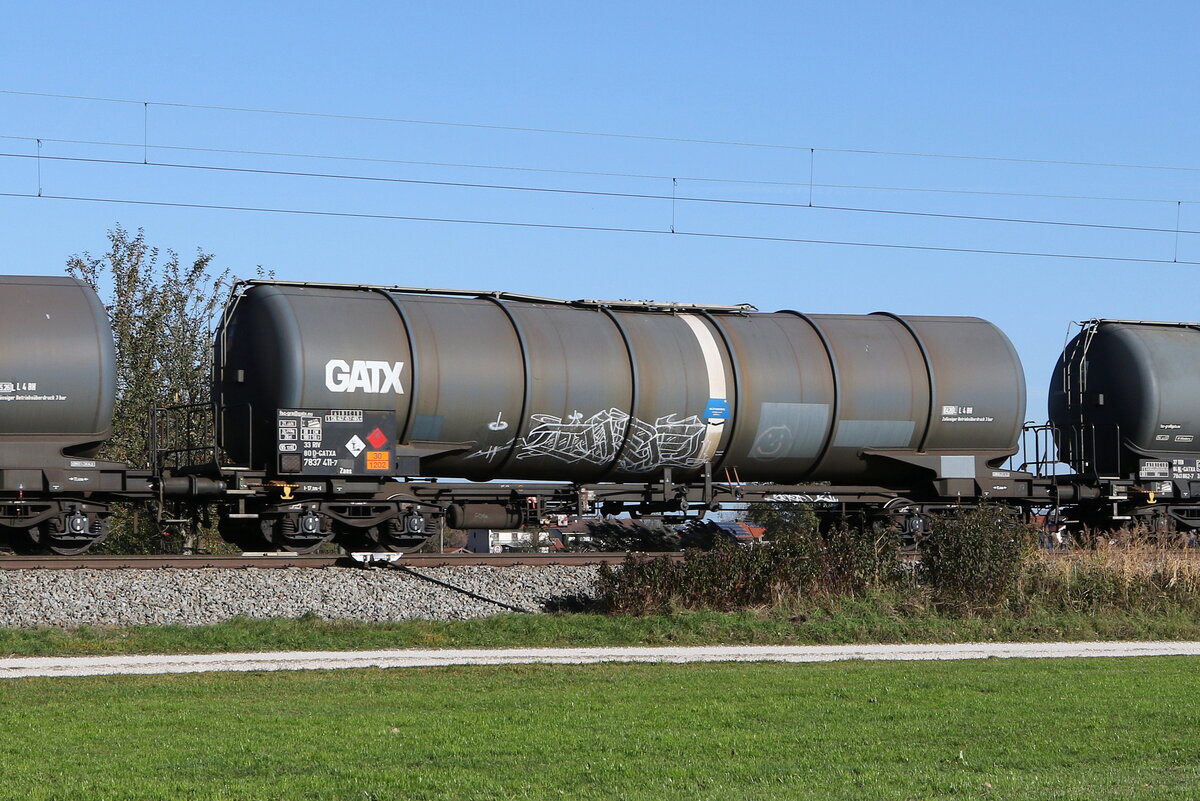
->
[678,313,728,464]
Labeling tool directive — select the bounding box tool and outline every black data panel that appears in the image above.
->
[1139,458,1200,480]
[276,409,396,476]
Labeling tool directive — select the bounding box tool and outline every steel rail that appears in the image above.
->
[0,551,684,571]
[3,548,1194,570]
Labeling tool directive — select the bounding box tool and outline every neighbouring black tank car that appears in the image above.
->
[4,276,1199,556]
[0,276,153,553]
[1046,319,1200,531]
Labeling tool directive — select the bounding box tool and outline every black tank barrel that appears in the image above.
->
[1051,320,1200,477]
[216,283,1025,485]
[0,276,115,465]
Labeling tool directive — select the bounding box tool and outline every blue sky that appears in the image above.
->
[1,1,1196,426]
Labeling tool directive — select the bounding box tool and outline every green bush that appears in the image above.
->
[597,508,906,615]
[595,505,1200,621]
[917,505,1037,614]
[596,543,807,615]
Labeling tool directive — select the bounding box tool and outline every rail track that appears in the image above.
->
[4,547,1189,571]
[0,551,684,570]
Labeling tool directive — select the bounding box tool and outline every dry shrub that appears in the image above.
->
[1021,534,1200,613]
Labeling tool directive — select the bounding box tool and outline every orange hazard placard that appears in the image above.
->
[365,451,390,470]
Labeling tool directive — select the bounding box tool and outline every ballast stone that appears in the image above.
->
[0,565,600,628]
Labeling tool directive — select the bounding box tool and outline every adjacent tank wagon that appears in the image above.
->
[1049,319,1200,529]
[0,277,150,552]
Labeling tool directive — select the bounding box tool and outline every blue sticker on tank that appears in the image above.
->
[704,398,730,420]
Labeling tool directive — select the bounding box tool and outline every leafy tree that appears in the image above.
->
[66,225,235,551]
[67,225,232,466]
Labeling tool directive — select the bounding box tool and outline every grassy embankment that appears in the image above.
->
[2,600,1200,657]
[5,551,1200,656]
[4,508,1200,656]
[0,657,1196,800]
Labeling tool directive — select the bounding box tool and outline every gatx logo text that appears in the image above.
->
[324,360,405,394]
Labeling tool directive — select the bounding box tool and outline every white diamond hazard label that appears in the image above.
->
[345,434,366,457]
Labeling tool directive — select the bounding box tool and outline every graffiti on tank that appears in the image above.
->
[468,408,707,472]
[519,409,629,466]
[616,412,707,472]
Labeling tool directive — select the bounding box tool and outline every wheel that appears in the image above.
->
[40,512,111,556]
[340,495,435,553]
[260,511,335,553]
[1138,509,1183,546]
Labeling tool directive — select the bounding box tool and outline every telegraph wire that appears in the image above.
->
[4,150,1197,237]
[1,189,1195,266]
[0,89,806,152]
[0,133,699,182]
[820,182,1190,206]
[1,133,1194,206]
[4,88,1200,173]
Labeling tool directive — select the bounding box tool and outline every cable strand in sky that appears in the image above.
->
[1,133,1194,206]
[4,88,1200,173]
[4,150,1196,237]
[0,190,1194,267]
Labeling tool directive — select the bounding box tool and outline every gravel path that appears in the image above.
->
[3,642,1199,678]
[0,565,600,627]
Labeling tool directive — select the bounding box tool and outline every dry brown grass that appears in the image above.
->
[1021,532,1200,613]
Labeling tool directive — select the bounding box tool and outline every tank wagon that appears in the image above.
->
[5,275,1200,556]
[0,277,154,553]
[1046,319,1200,531]
[176,280,1034,551]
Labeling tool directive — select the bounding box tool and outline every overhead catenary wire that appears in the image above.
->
[5,88,1200,174]
[1,133,1194,206]
[5,150,1198,237]
[3,189,1197,267]
[3,91,1195,266]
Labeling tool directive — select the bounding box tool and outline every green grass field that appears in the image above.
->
[0,657,1196,800]
[3,603,1200,658]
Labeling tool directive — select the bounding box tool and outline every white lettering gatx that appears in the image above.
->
[324,360,406,394]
